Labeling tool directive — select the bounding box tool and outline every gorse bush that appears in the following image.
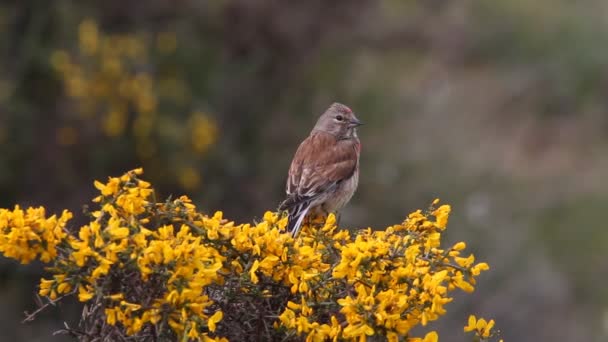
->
[0,169,502,341]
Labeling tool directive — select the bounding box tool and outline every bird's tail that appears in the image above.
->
[280,197,313,237]
[288,205,311,237]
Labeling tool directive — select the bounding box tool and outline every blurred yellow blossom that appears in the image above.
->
[190,111,218,154]
[178,166,201,190]
[156,31,177,54]
[78,19,99,55]
[51,18,217,190]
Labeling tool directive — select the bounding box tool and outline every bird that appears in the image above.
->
[279,102,362,237]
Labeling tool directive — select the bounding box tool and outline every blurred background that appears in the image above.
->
[1,0,607,341]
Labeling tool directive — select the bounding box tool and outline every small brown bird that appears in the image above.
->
[279,103,362,237]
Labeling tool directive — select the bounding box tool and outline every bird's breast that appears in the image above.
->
[323,168,359,213]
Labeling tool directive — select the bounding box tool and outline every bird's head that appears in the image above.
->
[313,103,362,139]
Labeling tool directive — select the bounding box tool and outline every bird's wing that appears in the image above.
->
[281,132,358,209]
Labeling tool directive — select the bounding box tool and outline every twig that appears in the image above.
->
[23,292,71,323]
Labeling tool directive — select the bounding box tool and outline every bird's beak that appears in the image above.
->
[349,117,363,128]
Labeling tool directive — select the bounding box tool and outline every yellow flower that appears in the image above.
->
[464,315,498,339]
[187,322,199,339]
[250,260,260,284]
[432,205,451,229]
[471,262,490,276]
[105,308,117,325]
[107,293,124,301]
[107,226,130,240]
[481,319,496,337]
[342,323,374,338]
[94,178,120,196]
[207,311,223,332]
[452,242,466,251]
[454,254,475,268]
[91,259,112,279]
[279,308,296,328]
[39,278,54,297]
[259,255,280,271]
[408,331,439,342]
[78,285,94,302]
[464,315,477,332]
[56,281,72,294]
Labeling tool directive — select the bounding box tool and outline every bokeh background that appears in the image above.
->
[1,1,607,341]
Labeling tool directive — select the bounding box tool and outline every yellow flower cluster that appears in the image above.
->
[273,206,490,341]
[0,169,495,341]
[0,206,72,264]
[51,18,217,189]
[464,315,503,341]
[22,169,225,340]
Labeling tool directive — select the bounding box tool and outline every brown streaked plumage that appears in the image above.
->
[279,102,362,236]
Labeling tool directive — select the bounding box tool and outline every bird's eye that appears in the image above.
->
[335,115,344,121]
